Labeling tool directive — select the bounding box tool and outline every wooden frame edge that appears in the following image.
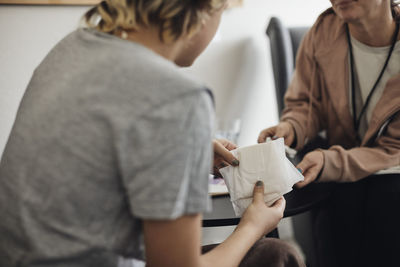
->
[0,0,100,5]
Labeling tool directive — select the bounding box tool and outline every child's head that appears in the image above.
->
[84,0,228,66]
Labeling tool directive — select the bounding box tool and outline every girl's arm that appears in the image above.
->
[143,181,285,267]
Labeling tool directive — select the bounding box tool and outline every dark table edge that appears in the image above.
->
[203,183,336,227]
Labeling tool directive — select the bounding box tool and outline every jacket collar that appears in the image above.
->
[314,18,400,144]
[314,21,356,140]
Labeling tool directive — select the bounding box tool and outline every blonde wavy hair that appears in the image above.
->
[84,0,227,42]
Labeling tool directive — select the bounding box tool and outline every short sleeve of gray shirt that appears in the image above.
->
[117,90,213,219]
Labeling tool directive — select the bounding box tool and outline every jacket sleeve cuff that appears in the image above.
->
[318,149,342,182]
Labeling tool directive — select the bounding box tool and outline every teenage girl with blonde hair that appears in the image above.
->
[0,1,304,266]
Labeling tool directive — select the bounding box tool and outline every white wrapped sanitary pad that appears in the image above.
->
[219,138,304,216]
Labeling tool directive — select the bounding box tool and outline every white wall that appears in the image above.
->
[0,0,331,157]
[0,5,88,157]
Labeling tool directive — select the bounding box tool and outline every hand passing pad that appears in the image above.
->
[219,138,304,216]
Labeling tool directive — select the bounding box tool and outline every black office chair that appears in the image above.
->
[266,17,308,117]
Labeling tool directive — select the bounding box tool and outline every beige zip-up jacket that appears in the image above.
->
[281,8,400,182]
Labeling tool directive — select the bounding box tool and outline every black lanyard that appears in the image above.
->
[346,22,399,136]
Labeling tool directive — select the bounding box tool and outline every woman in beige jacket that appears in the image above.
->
[259,0,400,266]
[260,0,400,185]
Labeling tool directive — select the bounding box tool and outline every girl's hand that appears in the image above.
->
[238,181,286,237]
[212,139,239,176]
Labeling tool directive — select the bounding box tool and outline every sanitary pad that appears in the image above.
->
[219,138,304,216]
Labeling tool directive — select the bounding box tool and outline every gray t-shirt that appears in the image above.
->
[0,28,213,267]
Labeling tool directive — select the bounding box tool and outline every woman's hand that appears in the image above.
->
[212,139,239,176]
[238,181,286,237]
[257,122,295,147]
[295,150,324,188]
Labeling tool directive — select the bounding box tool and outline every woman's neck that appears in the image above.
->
[348,10,397,47]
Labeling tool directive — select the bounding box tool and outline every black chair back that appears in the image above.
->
[266,17,309,117]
